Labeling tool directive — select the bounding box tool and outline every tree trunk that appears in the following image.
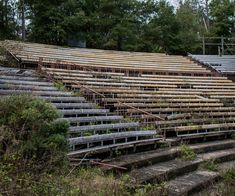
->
[205,0,210,30]
[21,0,26,41]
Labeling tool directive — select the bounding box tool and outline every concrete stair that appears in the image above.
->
[167,160,235,196]
[104,139,235,194]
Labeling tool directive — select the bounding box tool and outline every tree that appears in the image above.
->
[139,0,179,53]
[209,0,235,37]
[176,0,205,54]
[0,0,18,40]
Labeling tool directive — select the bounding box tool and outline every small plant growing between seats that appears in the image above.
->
[54,82,67,91]
[125,117,138,123]
[159,143,170,149]
[179,144,196,161]
[83,131,93,136]
[73,91,81,97]
[231,133,235,140]
[201,159,219,171]
[114,149,122,157]
[141,125,156,131]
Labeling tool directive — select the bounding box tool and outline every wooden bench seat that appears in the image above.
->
[17,53,207,69]
[116,94,197,98]
[79,87,202,95]
[63,79,178,88]
[114,102,224,108]
[68,137,161,157]
[56,74,235,87]
[127,107,235,113]
[0,75,49,82]
[174,122,235,132]
[141,74,225,80]
[19,54,210,73]
[211,95,235,99]
[69,122,139,134]
[0,79,54,86]
[43,67,227,82]
[0,89,72,96]
[42,67,125,75]
[177,130,235,138]
[19,51,199,66]
[69,130,156,146]
[156,117,235,127]
[53,102,96,109]
[41,96,86,103]
[60,109,110,116]
[102,98,221,103]
[57,116,123,124]
[0,84,57,91]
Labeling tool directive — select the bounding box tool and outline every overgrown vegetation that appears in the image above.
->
[0,95,170,195]
[179,144,196,161]
[0,95,69,195]
[201,165,235,196]
[0,46,5,55]
[201,159,219,171]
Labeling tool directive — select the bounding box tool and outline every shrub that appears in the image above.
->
[0,95,69,171]
[179,144,196,161]
[0,95,70,195]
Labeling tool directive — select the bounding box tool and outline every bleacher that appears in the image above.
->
[42,67,235,139]
[189,54,235,76]
[2,41,235,140]
[0,66,161,158]
[3,40,214,76]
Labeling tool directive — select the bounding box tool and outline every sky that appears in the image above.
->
[168,0,180,7]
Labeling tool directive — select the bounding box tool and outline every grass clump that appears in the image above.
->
[201,159,219,171]
[179,144,196,161]
[223,166,235,184]
[135,182,168,196]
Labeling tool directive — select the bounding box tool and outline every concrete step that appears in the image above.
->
[167,160,235,196]
[167,170,219,196]
[105,140,235,171]
[128,147,235,184]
